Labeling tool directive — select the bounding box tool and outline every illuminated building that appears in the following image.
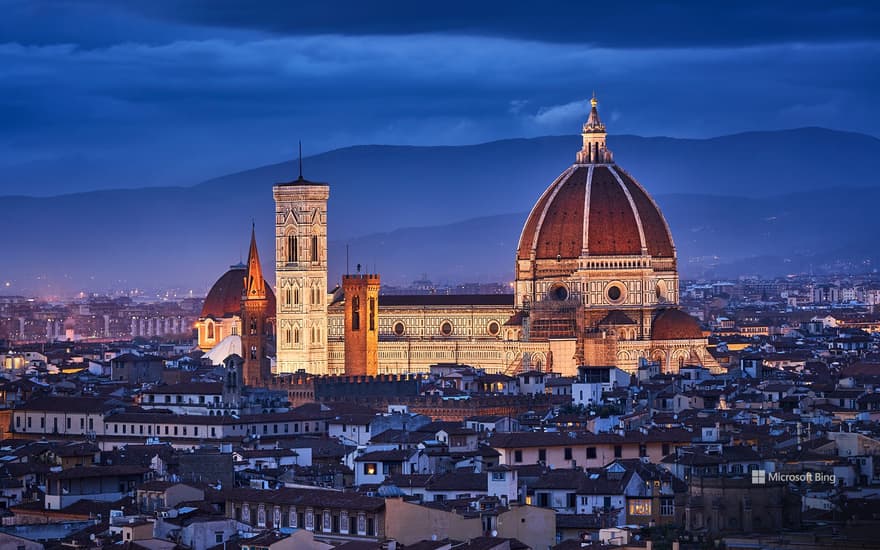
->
[195,229,276,384]
[272,170,330,374]
[201,95,718,377]
[512,95,718,373]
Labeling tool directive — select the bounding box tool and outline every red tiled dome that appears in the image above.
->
[651,309,703,340]
[517,165,674,261]
[201,265,276,319]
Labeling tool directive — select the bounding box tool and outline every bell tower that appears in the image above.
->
[343,273,380,377]
[273,153,330,374]
[241,226,272,385]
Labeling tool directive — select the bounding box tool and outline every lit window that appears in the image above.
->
[628,498,652,516]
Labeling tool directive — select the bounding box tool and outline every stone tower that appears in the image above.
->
[343,273,380,377]
[241,227,273,385]
[273,165,330,374]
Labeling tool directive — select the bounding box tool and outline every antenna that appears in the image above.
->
[298,141,303,180]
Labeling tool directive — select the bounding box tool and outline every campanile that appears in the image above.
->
[273,166,330,374]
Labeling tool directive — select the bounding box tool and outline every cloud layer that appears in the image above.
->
[0,1,877,196]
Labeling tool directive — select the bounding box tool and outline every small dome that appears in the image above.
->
[652,309,703,340]
[201,265,275,319]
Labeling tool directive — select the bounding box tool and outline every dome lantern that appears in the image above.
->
[576,93,613,164]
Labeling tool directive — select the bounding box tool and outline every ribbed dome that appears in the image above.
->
[201,265,276,319]
[651,308,703,340]
[517,164,675,261]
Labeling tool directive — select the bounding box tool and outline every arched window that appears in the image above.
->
[250,345,257,359]
[250,319,257,335]
[311,235,319,262]
[286,235,298,263]
[352,296,360,331]
[206,321,214,340]
[285,328,292,344]
[285,287,292,306]
[294,327,300,344]
[293,287,300,305]
[369,297,376,331]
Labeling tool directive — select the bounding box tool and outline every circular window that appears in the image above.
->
[551,285,569,301]
[393,322,405,336]
[605,283,626,304]
[440,321,453,336]
[487,321,500,336]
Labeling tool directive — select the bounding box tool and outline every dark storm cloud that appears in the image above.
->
[75,0,880,47]
[0,1,877,197]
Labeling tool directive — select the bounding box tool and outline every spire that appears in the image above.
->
[297,141,303,181]
[585,91,604,132]
[576,93,613,164]
[243,224,266,300]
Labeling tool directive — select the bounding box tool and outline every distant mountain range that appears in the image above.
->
[2,127,879,295]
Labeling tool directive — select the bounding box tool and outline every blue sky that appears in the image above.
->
[1,0,878,196]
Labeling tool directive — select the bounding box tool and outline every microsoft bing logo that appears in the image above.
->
[751,470,766,485]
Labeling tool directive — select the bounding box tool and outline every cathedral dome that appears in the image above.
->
[516,97,674,263]
[517,165,675,261]
[201,263,276,319]
[651,308,703,340]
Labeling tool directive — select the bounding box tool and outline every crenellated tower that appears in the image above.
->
[342,273,380,377]
[273,160,330,374]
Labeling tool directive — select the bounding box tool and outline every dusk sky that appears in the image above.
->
[1,0,878,197]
